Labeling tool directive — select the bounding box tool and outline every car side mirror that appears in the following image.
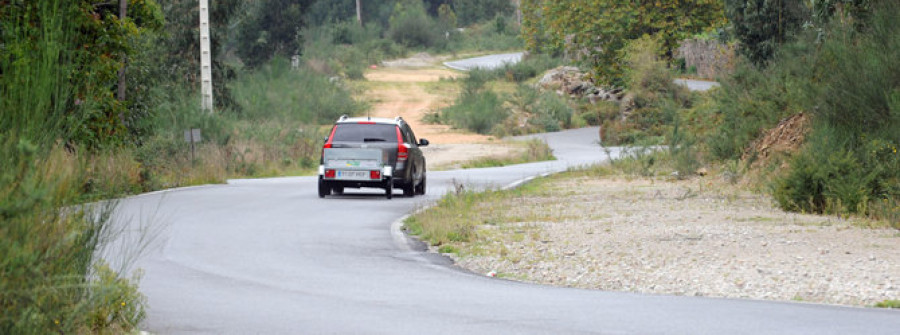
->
[418,138,429,147]
[323,137,329,143]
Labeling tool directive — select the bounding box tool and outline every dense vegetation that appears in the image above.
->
[5,0,897,331]
[0,0,526,332]
[513,0,899,224]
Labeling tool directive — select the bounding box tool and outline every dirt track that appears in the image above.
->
[362,61,521,169]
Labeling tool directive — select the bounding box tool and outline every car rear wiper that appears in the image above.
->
[363,138,386,142]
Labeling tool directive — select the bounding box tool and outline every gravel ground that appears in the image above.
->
[449,176,899,307]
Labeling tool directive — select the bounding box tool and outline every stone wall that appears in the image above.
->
[676,39,736,80]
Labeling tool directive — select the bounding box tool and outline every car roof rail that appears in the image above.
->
[338,114,349,121]
[394,116,404,123]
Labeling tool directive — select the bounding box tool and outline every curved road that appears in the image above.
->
[444,52,524,71]
[114,126,900,334]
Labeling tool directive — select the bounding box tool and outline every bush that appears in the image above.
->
[388,0,440,48]
[442,89,506,134]
[230,57,365,124]
[1,2,147,332]
[719,1,900,220]
[498,53,561,83]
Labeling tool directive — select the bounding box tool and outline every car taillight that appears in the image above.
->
[324,169,335,179]
[370,170,381,180]
[323,126,337,149]
[395,126,408,162]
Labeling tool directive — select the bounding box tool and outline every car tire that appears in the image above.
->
[415,174,426,195]
[318,178,330,198]
[385,177,393,200]
[402,181,415,197]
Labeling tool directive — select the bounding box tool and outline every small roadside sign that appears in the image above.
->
[184,128,201,162]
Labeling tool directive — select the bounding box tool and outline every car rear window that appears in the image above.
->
[332,123,398,143]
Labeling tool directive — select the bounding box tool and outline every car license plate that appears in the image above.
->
[336,170,369,180]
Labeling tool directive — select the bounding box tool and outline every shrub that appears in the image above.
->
[498,53,561,83]
[388,0,440,48]
[230,57,365,124]
[1,2,147,332]
[442,89,506,134]
[744,1,900,219]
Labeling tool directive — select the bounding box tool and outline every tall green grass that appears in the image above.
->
[133,57,365,188]
[1,1,145,332]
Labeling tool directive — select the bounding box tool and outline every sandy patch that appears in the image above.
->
[361,66,517,167]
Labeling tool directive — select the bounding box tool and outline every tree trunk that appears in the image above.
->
[117,0,128,101]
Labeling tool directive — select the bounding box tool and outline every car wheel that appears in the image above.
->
[318,178,331,198]
[402,181,415,197]
[385,177,393,200]
[415,174,426,195]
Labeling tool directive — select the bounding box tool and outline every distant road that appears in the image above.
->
[447,52,720,92]
[443,52,525,71]
[674,78,721,92]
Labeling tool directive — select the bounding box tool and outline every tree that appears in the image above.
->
[452,0,514,26]
[388,0,439,47]
[523,0,725,85]
[437,3,458,31]
[725,0,809,67]
[236,0,315,68]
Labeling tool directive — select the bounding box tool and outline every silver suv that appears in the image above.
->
[318,116,428,199]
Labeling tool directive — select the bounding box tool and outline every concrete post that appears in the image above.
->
[199,0,214,112]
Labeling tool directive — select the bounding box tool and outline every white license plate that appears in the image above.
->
[336,170,370,180]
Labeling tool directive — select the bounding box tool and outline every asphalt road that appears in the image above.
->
[673,78,721,92]
[444,52,524,71]
[445,52,721,93]
[112,125,900,334]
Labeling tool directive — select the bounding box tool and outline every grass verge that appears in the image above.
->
[459,139,555,169]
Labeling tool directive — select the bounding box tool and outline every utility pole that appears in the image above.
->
[515,0,522,27]
[117,0,128,101]
[199,0,214,112]
[356,0,362,26]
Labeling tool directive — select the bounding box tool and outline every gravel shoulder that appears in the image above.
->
[447,174,899,307]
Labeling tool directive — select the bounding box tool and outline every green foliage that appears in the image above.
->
[388,0,440,48]
[622,36,689,106]
[452,0,515,26]
[713,0,900,219]
[523,0,726,85]
[497,53,560,83]
[725,0,810,67]
[1,3,146,332]
[460,139,556,169]
[772,144,868,214]
[436,4,458,31]
[2,0,163,149]
[875,300,900,309]
[235,0,313,68]
[404,186,500,246]
[668,107,700,179]
[136,57,363,186]
[230,58,365,124]
[708,53,815,160]
[301,21,405,76]
[442,87,506,134]
[445,20,524,52]
[601,36,691,146]
[156,0,243,111]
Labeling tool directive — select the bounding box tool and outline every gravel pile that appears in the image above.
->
[449,177,899,306]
